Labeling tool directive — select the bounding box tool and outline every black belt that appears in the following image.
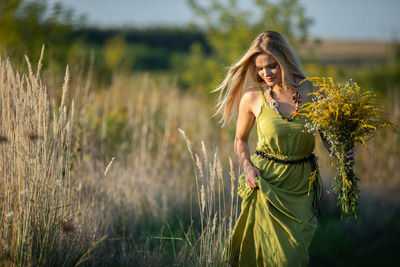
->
[255,150,323,222]
[255,150,316,164]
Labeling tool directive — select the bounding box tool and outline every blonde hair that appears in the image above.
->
[214,31,306,126]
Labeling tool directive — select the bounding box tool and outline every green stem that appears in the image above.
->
[337,152,359,220]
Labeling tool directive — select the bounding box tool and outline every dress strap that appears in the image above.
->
[257,84,267,104]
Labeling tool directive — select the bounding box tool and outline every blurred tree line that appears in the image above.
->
[1,0,398,93]
[73,27,210,72]
[0,0,85,69]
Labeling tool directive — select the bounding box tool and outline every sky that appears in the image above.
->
[48,0,400,41]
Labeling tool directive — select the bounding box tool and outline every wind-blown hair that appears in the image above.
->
[214,31,306,126]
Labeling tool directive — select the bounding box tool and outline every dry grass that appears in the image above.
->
[60,70,224,265]
[0,51,91,265]
[299,39,393,60]
[1,49,399,266]
[178,129,239,265]
[0,52,222,265]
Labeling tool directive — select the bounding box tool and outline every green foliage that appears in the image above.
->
[180,0,313,91]
[74,26,210,73]
[0,0,85,67]
[104,35,126,69]
[125,43,168,70]
[173,42,221,91]
[74,26,210,54]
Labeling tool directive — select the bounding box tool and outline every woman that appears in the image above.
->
[215,31,354,266]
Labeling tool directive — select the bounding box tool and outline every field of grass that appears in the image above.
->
[300,39,392,59]
[1,46,399,266]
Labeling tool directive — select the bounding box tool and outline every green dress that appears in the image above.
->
[227,85,322,267]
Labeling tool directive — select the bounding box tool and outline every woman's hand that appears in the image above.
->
[243,160,260,189]
[320,130,356,165]
[346,148,355,164]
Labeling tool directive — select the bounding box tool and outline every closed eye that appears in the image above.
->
[256,64,278,71]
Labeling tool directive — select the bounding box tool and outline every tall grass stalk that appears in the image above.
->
[0,53,88,265]
[179,129,238,266]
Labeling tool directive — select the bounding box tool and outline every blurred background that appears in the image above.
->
[0,0,399,266]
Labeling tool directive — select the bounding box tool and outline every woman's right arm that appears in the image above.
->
[234,92,261,189]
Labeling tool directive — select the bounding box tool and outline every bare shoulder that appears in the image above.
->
[238,86,261,117]
[236,87,260,137]
[240,86,260,106]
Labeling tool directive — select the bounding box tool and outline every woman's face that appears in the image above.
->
[254,53,282,87]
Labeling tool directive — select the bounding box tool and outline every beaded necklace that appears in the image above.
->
[267,86,302,122]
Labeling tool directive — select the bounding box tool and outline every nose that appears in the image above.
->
[262,68,268,77]
[262,68,271,77]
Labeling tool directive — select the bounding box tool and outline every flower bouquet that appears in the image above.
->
[300,77,397,219]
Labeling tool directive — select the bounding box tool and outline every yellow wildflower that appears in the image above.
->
[300,77,398,219]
